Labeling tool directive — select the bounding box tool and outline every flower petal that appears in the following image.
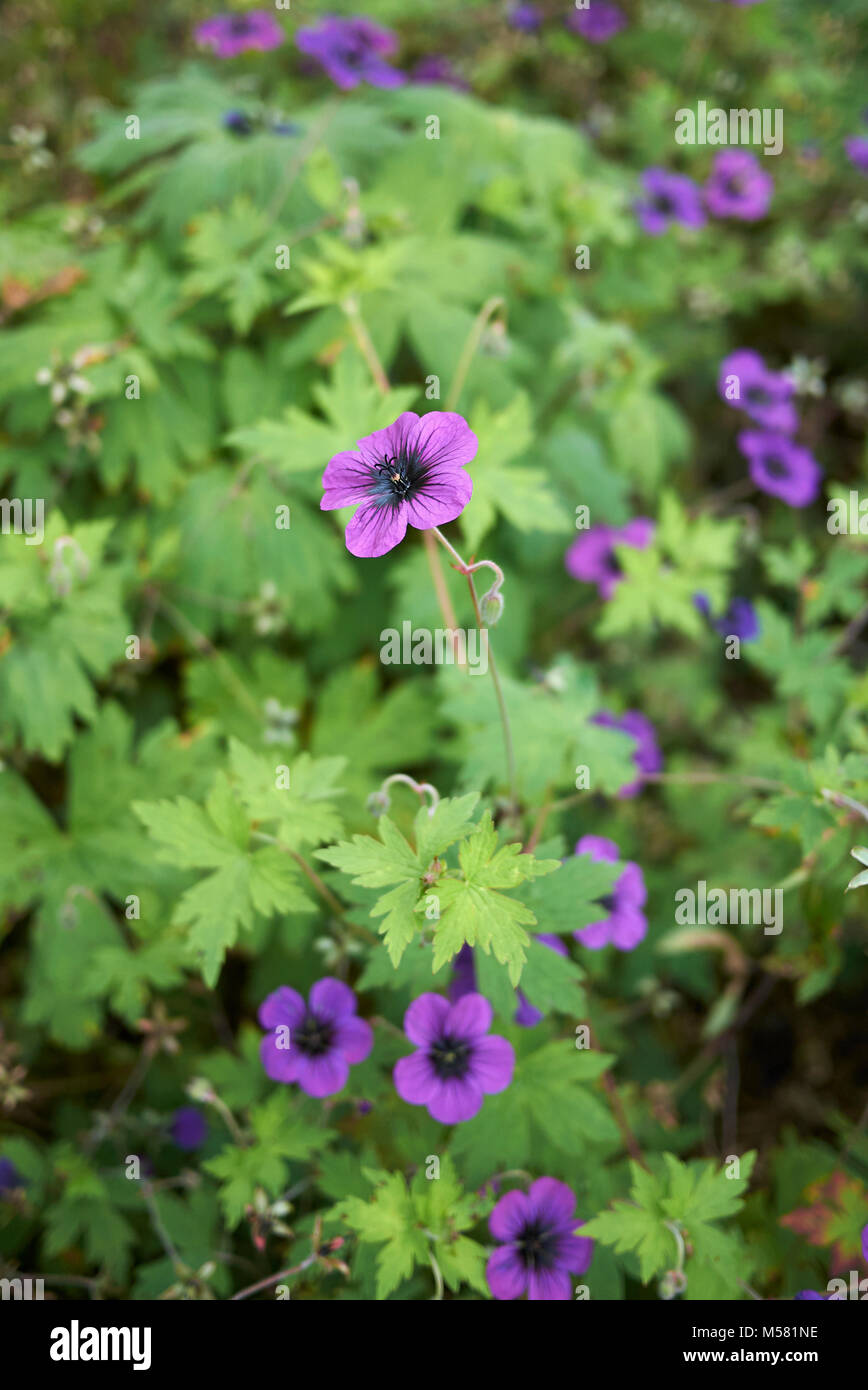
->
[403,993,451,1047]
[527,1177,576,1229]
[294,1050,350,1099]
[321,450,376,508]
[446,991,493,1040]
[412,411,479,471]
[258,986,306,1031]
[470,1034,515,1094]
[344,500,408,558]
[404,469,473,530]
[309,977,358,1023]
[427,1076,483,1124]
[486,1245,528,1301]
[489,1188,531,1242]
[260,1032,303,1084]
[333,1015,374,1064]
[394,1051,438,1105]
[527,1266,572,1300]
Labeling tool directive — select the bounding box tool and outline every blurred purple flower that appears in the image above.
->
[487,1177,593,1300]
[508,3,542,31]
[259,978,373,1098]
[0,1157,24,1195]
[635,169,706,235]
[393,993,515,1124]
[573,835,647,951]
[410,56,469,90]
[704,150,773,221]
[514,935,568,1026]
[591,709,662,797]
[296,15,405,89]
[844,135,868,173]
[448,943,477,1002]
[321,411,476,558]
[567,3,628,42]
[565,518,654,599]
[694,594,760,642]
[738,430,823,507]
[170,1106,208,1151]
[862,1223,868,1263]
[718,349,798,433]
[195,11,284,58]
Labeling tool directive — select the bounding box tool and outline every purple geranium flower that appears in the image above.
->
[514,935,568,1027]
[296,16,405,90]
[0,1157,24,1195]
[169,1106,208,1151]
[508,3,542,31]
[794,1289,825,1300]
[321,411,476,558]
[487,1177,593,1300]
[718,349,798,433]
[410,56,469,90]
[844,135,868,174]
[704,151,773,221]
[738,430,823,507]
[567,3,628,43]
[195,11,284,58]
[635,169,707,235]
[694,593,760,642]
[259,978,373,1098]
[565,518,654,599]
[573,835,647,951]
[591,709,662,797]
[393,993,515,1124]
[862,1222,868,1263]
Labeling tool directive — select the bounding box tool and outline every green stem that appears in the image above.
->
[431,527,518,808]
[445,296,505,413]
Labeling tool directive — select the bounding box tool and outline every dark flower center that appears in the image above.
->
[516,1219,560,1271]
[762,450,791,479]
[429,1032,473,1080]
[599,893,617,913]
[650,193,674,215]
[745,385,772,407]
[228,16,254,35]
[294,1012,335,1057]
[371,452,423,507]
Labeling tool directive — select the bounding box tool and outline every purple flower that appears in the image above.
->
[508,3,542,31]
[591,709,662,797]
[169,1106,208,1151]
[567,3,628,43]
[844,135,868,174]
[862,1223,868,1264]
[195,11,284,58]
[565,518,654,599]
[718,349,798,433]
[0,1157,24,1195]
[704,150,773,221]
[259,978,373,1098]
[694,593,760,643]
[321,411,476,558]
[296,15,405,90]
[514,935,568,1027]
[410,56,469,91]
[635,169,707,235]
[794,1290,825,1300]
[487,1177,593,1300]
[737,430,823,508]
[573,836,647,951]
[393,993,515,1124]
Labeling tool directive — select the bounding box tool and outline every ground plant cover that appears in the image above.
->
[1,0,867,1305]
